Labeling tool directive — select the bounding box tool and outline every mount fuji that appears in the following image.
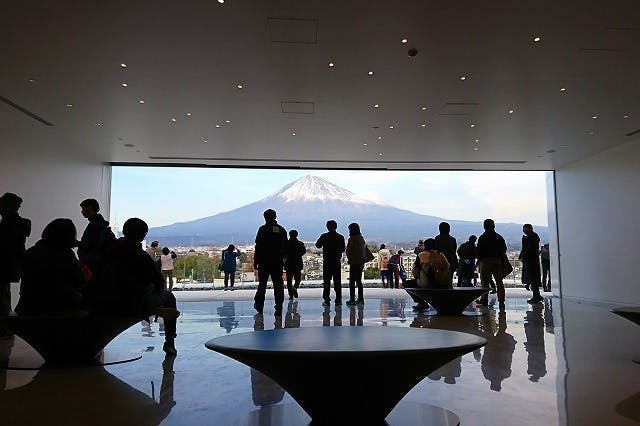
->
[147,175,547,249]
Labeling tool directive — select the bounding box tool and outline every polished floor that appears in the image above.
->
[1,292,639,425]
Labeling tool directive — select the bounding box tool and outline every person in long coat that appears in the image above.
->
[519,224,543,304]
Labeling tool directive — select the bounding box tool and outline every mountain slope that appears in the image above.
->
[147,175,548,248]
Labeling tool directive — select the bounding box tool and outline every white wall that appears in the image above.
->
[555,138,640,304]
[0,109,110,247]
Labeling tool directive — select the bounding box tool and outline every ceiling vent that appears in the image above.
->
[579,47,624,53]
[0,95,54,126]
[268,18,318,44]
[440,102,479,116]
[281,101,315,114]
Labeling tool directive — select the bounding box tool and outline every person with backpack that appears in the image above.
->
[477,219,508,308]
[285,230,306,299]
[76,198,115,282]
[410,239,451,289]
[387,250,405,289]
[377,244,391,288]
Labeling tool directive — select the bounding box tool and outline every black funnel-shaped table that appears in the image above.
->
[406,287,489,316]
[206,327,486,424]
[611,306,640,364]
[0,312,142,368]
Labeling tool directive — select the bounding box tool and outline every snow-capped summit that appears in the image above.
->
[263,175,373,204]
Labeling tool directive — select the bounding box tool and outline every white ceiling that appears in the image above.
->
[1,0,639,170]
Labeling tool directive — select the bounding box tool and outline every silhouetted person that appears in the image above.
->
[253,209,287,316]
[217,301,239,333]
[0,192,31,315]
[434,222,458,281]
[315,220,345,306]
[285,230,306,299]
[477,219,507,308]
[345,222,367,305]
[540,243,551,292]
[378,244,391,288]
[98,217,179,355]
[221,244,241,291]
[481,310,516,391]
[457,235,478,287]
[524,303,547,382]
[413,239,424,255]
[519,224,543,304]
[15,218,86,315]
[77,198,115,282]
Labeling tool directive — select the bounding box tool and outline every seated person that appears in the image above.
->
[15,218,87,315]
[410,238,452,289]
[96,217,179,355]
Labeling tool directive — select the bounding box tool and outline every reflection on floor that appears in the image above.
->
[1,296,639,425]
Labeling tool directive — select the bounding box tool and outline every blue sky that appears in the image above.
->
[110,167,550,229]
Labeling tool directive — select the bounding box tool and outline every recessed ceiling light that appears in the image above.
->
[592,115,598,119]
[623,114,630,118]
[202,138,208,143]
[588,130,595,135]
[328,61,335,67]
[291,133,296,136]
[533,36,541,42]
[470,124,476,128]
[171,118,177,123]
[373,104,379,108]
[66,103,73,108]
[95,122,103,126]
[363,143,368,146]
[218,0,224,3]
[474,147,478,151]
[368,71,374,76]
[508,109,514,114]
[378,136,382,140]
[421,123,427,127]
[459,75,467,81]
[186,113,192,117]
[121,83,128,87]
[27,78,37,83]
[215,124,221,128]
[401,38,408,44]
[389,125,394,129]
[225,120,230,123]
[138,99,145,104]
[475,139,479,142]
[378,152,383,156]
[120,63,127,68]
[236,84,243,89]
[421,106,427,111]
[560,87,566,92]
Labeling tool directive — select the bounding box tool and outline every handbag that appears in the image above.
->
[365,246,375,262]
[218,252,225,271]
[501,254,513,278]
